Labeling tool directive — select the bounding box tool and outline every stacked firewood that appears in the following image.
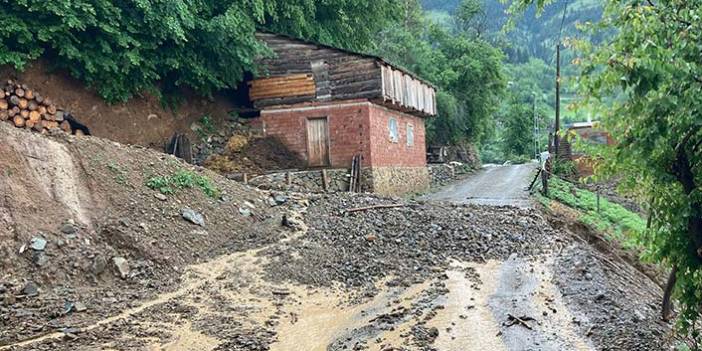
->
[0,80,82,135]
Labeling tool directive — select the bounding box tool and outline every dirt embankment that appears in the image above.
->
[0,122,296,346]
[1,62,236,149]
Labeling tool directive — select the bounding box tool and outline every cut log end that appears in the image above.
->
[13,115,25,128]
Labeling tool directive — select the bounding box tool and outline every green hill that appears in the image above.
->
[421,0,603,63]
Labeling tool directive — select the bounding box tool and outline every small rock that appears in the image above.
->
[73,302,87,312]
[181,208,205,227]
[154,193,167,201]
[239,207,252,217]
[273,194,288,205]
[63,333,78,341]
[21,282,39,297]
[91,256,107,275]
[32,252,49,267]
[266,197,277,207]
[29,237,47,251]
[366,234,377,242]
[112,257,130,279]
[60,223,77,235]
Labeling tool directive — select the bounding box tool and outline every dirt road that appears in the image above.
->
[424,163,535,207]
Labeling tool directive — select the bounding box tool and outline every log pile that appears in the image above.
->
[0,80,83,135]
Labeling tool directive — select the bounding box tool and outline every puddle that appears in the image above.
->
[271,280,431,351]
[428,261,507,351]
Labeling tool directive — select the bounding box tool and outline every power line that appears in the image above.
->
[558,0,571,44]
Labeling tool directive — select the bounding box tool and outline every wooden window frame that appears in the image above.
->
[388,117,399,143]
[406,122,414,147]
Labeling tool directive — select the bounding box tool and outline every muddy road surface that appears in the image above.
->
[0,125,672,350]
[2,195,671,351]
[424,163,535,207]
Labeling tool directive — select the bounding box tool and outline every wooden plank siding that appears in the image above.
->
[251,32,436,117]
[380,65,436,116]
[248,74,315,100]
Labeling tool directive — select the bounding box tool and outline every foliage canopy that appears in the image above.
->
[573,0,702,333]
[376,2,506,146]
[0,0,400,102]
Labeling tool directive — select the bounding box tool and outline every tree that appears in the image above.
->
[573,1,702,335]
[0,0,401,102]
[376,1,506,146]
[501,96,535,158]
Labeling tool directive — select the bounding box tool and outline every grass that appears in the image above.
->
[539,177,646,248]
[146,169,220,198]
[107,162,128,185]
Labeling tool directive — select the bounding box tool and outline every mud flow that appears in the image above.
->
[0,123,672,350]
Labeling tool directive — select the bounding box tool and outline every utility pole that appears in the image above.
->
[533,93,538,160]
[553,42,561,157]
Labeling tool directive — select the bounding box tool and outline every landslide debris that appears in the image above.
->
[262,194,558,296]
[0,122,296,345]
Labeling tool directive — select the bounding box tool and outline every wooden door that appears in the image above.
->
[306,117,330,167]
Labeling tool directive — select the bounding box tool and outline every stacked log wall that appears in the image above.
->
[0,80,84,136]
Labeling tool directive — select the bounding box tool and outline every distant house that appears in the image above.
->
[562,121,614,176]
[247,32,437,196]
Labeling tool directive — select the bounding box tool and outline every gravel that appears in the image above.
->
[262,193,557,296]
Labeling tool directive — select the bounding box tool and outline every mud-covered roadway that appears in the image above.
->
[2,192,672,351]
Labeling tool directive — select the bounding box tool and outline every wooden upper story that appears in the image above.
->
[249,32,437,117]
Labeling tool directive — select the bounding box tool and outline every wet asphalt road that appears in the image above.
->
[421,163,596,350]
[423,163,536,207]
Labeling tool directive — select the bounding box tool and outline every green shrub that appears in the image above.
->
[146,170,219,198]
[552,159,577,177]
[547,177,645,246]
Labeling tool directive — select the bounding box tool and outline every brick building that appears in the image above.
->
[248,32,437,196]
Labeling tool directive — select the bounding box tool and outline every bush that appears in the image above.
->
[146,170,219,198]
[552,159,577,177]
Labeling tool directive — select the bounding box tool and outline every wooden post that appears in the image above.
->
[321,169,329,191]
[597,192,601,213]
[286,172,292,187]
[243,173,248,185]
[553,43,561,158]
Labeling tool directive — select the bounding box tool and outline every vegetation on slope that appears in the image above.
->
[0,1,401,102]
[540,177,645,249]
[518,0,702,342]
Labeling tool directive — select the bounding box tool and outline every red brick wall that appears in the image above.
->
[260,100,427,169]
[368,104,427,167]
[261,100,372,168]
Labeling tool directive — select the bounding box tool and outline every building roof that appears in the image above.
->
[257,30,437,89]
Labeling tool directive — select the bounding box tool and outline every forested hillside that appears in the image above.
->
[415,0,604,162]
[422,0,603,63]
[0,1,401,103]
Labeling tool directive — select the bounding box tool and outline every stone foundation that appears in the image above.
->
[365,167,429,197]
[249,169,350,193]
[249,166,429,196]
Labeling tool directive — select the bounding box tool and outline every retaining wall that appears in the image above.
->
[249,169,350,193]
[428,162,475,187]
[365,167,430,197]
